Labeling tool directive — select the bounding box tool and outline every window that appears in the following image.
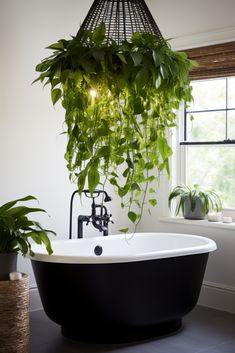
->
[176,41,235,212]
[180,77,235,208]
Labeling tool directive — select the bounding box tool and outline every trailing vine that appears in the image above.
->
[34,23,194,231]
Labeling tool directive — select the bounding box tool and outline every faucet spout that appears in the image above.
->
[77,215,90,238]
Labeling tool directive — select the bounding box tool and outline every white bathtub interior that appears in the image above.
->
[31,232,217,264]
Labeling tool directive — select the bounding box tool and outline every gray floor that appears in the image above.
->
[30,306,235,353]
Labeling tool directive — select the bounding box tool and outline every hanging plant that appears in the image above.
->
[34,23,194,230]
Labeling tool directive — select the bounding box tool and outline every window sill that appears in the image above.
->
[160,217,235,231]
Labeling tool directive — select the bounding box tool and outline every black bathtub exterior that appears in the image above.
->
[32,253,208,343]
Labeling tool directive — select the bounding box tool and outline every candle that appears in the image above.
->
[208,212,222,222]
[9,272,22,281]
[222,216,233,223]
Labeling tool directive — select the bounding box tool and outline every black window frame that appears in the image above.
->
[180,77,235,146]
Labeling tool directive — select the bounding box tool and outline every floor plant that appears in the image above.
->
[0,195,55,280]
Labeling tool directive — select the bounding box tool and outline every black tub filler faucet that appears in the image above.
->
[69,189,113,239]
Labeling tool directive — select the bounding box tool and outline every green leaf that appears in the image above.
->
[148,199,157,207]
[115,156,125,165]
[146,175,155,182]
[77,170,87,194]
[156,75,162,89]
[0,195,37,214]
[17,237,28,256]
[116,53,127,64]
[60,70,70,84]
[110,172,119,178]
[38,231,53,255]
[126,158,134,169]
[97,146,111,158]
[152,49,162,67]
[29,233,42,245]
[46,40,65,50]
[131,183,141,191]
[128,211,137,223]
[157,137,173,160]
[92,49,105,63]
[51,78,60,89]
[135,67,148,87]
[118,185,129,197]
[133,98,144,115]
[150,130,158,142]
[131,32,142,44]
[160,65,168,79]
[51,88,62,106]
[8,206,46,218]
[92,22,106,44]
[88,166,100,194]
[109,177,118,187]
[130,52,143,66]
[119,228,129,233]
[145,162,154,170]
[122,168,130,178]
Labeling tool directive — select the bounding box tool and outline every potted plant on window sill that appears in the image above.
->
[0,195,55,280]
[168,184,222,220]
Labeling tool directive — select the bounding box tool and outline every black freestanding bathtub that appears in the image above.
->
[31,232,216,343]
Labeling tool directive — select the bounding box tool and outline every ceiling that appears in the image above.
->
[147,0,235,49]
[1,0,234,50]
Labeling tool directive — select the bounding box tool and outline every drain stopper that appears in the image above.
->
[94,245,103,256]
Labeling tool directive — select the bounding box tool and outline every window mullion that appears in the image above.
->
[184,106,187,142]
[226,78,228,140]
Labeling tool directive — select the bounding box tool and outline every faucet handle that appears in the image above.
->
[86,217,91,225]
[109,214,114,224]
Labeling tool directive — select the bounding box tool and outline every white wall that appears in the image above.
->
[138,123,235,313]
[1,0,235,312]
[0,0,128,295]
[139,204,235,313]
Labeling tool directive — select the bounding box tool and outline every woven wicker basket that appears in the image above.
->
[0,274,29,353]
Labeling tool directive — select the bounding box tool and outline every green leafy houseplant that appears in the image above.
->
[0,195,55,256]
[34,23,194,230]
[168,185,223,219]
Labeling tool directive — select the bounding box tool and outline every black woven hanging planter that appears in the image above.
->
[78,0,164,44]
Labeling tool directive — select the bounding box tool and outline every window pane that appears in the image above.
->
[187,78,226,111]
[227,77,235,109]
[227,111,235,140]
[186,111,226,141]
[186,146,235,208]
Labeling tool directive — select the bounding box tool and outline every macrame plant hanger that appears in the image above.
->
[78,0,164,44]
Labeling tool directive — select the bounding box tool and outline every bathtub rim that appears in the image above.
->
[30,232,217,264]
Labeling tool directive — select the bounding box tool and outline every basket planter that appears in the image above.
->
[0,274,29,353]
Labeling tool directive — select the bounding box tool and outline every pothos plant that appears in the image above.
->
[34,23,194,231]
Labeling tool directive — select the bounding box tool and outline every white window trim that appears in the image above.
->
[160,216,235,231]
[169,102,235,221]
[170,103,186,188]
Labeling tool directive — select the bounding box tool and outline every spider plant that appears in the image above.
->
[168,184,222,218]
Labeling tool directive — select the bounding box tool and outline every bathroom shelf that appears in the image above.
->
[160,217,235,231]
